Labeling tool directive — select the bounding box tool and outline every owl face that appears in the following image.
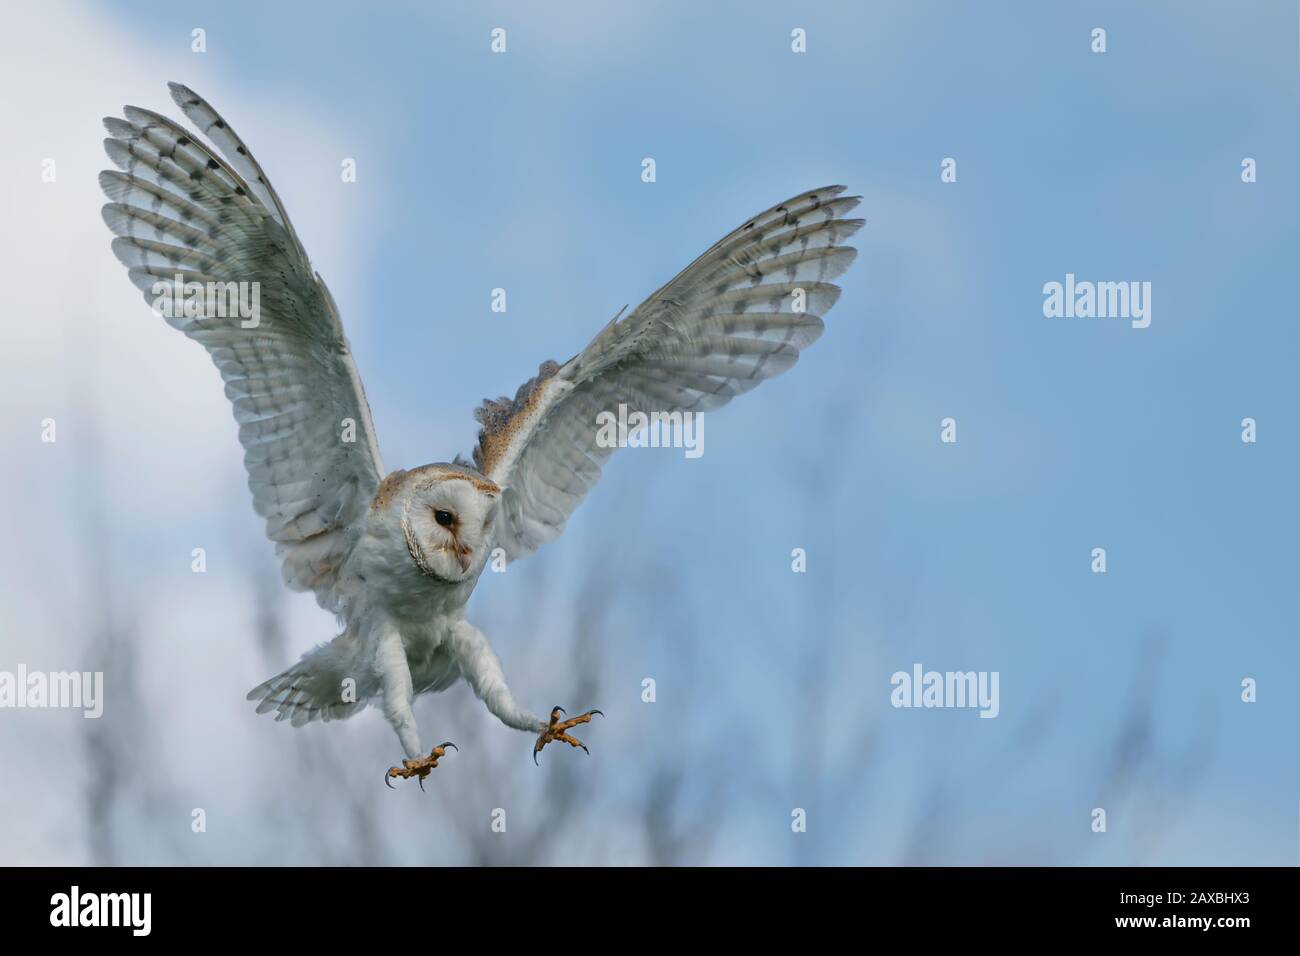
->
[398,470,499,583]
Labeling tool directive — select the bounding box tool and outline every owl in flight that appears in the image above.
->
[99,84,862,786]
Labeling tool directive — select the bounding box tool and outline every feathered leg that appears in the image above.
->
[447,621,601,763]
[448,621,564,736]
[377,627,455,789]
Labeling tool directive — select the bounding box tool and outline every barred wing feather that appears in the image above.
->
[99,83,384,614]
[470,185,863,561]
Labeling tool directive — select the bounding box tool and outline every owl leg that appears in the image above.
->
[446,622,603,764]
[377,628,456,789]
[533,706,604,765]
[448,620,549,733]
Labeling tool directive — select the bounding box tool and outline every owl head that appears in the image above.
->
[386,464,500,583]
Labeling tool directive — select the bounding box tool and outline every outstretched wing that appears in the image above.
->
[99,83,384,613]
[470,185,863,561]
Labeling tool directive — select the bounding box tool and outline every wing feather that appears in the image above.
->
[471,186,863,561]
[100,84,383,613]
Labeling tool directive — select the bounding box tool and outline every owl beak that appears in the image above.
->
[456,545,472,573]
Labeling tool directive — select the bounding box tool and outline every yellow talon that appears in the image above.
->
[384,741,457,790]
[533,707,603,765]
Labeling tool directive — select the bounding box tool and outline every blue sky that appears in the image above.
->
[2,0,1296,864]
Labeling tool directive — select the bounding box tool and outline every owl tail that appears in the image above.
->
[246,634,369,727]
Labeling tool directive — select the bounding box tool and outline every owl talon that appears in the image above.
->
[384,741,457,788]
[533,706,602,764]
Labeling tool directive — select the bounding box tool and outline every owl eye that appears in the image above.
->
[434,509,455,527]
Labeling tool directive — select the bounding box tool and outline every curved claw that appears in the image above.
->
[581,744,590,755]
[384,768,396,789]
[589,709,604,719]
[418,774,426,793]
[533,747,541,766]
[553,706,567,716]
[438,741,458,753]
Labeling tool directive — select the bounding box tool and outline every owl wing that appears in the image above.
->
[470,185,863,561]
[99,83,384,614]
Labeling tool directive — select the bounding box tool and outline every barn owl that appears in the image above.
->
[99,83,863,786]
